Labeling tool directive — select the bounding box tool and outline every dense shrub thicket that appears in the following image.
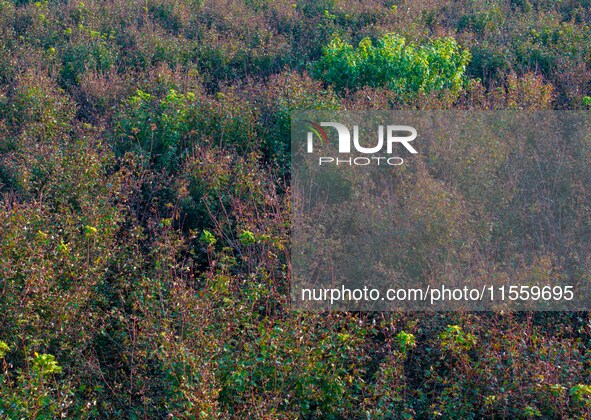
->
[313,34,471,96]
[0,0,590,418]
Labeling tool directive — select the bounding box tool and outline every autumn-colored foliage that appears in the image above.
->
[0,0,590,418]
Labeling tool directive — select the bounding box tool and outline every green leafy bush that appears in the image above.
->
[31,353,62,376]
[395,331,417,354]
[115,87,260,171]
[313,33,471,97]
[0,341,9,359]
[115,89,193,170]
[439,325,477,353]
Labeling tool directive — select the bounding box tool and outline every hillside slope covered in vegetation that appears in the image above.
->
[0,0,590,417]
